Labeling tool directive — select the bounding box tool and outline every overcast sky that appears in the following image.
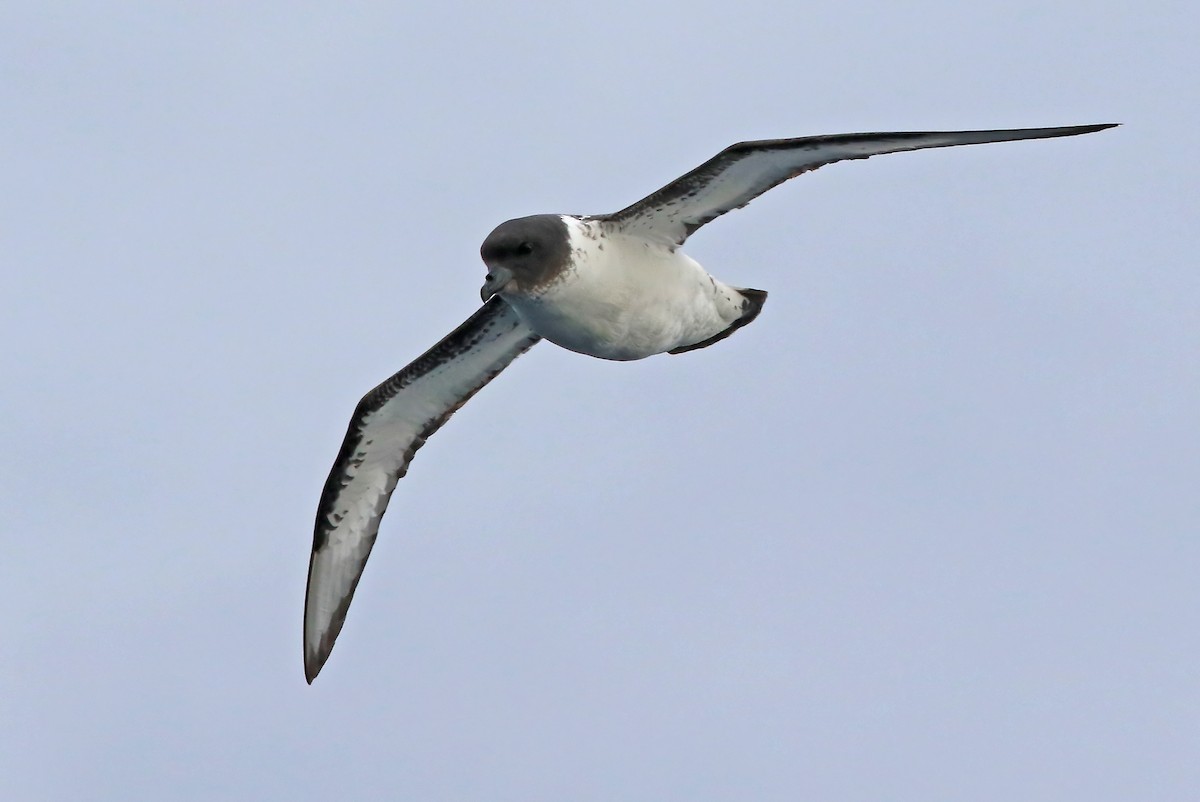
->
[3,2,1197,800]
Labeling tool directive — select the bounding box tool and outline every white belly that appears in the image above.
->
[502,217,746,361]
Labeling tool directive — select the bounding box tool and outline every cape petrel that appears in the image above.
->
[304,123,1115,681]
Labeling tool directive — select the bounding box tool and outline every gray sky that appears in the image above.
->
[3,2,1196,800]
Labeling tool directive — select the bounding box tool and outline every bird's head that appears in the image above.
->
[479,214,570,301]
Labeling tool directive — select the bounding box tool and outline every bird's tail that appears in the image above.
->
[668,287,768,354]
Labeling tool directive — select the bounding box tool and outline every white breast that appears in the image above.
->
[503,216,746,361]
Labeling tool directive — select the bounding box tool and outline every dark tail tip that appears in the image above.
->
[667,287,768,355]
[738,288,768,325]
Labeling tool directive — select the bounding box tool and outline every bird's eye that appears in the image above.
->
[516,242,534,255]
[485,273,494,281]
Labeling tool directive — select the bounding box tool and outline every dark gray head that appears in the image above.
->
[479,214,571,301]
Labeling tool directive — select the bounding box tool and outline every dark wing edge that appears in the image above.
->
[601,124,1118,246]
[303,298,540,682]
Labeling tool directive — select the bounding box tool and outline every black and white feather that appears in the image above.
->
[303,123,1115,681]
[603,125,1115,246]
[304,299,538,681]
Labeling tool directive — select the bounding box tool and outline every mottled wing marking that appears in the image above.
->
[303,298,540,682]
[602,125,1116,246]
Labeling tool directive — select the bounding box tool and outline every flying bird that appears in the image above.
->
[303,123,1115,681]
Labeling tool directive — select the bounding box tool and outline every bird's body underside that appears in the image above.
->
[303,123,1116,681]
[500,216,762,361]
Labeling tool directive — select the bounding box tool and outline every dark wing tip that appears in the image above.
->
[303,548,361,685]
[1069,122,1120,134]
[303,600,344,684]
[303,604,331,685]
[304,647,326,684]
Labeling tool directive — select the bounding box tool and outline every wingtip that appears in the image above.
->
[1043,122,1119,136]
[303,633,335,684]
[304,650,325,684]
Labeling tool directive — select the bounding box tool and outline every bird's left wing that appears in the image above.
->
[602,124,1117,247]
[304,297,540,682]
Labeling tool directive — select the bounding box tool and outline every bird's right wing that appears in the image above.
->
[602,124,1117,247]
[303,297,540,682]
